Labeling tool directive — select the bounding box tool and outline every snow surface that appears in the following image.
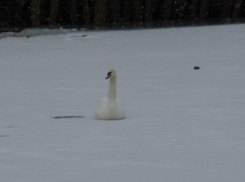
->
[1,24,245,182]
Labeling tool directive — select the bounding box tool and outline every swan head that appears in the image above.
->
[105,69,116,79]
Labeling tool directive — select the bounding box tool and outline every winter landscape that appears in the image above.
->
[1,24,245,182]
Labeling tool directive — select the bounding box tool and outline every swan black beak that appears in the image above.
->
[105,72,111,79]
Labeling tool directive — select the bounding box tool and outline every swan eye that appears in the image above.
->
[105,71,112,79]
[108,71,113,76]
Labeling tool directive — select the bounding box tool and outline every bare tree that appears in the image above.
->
[173,0,189,20]
[71,0,78,24]
[108,0,121,24]
[79,0,90,25]
[163,0,174,21]
[49,0,59,27]
[199,0,210,20]
[189,0,199,20]
[144,0,154,25]
[14,0,29,27]
[132,0,143,27]
[123,0,133,23]
[94,0,107,26]
[31,0,40,27]
[221,0,233,21]
[232,0,242,21]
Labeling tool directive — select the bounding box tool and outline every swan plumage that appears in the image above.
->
[95,69,125,120]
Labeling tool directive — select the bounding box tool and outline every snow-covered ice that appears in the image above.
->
[1,24,245,182]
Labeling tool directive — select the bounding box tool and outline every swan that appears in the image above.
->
[95,69,125,120]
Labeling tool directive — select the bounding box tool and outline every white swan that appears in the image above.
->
[95,69,125,120]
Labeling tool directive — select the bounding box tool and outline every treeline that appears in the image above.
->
[1,0,245,30]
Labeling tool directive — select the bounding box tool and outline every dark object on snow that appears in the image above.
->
[52,116,85,119]
[194,66,200,70]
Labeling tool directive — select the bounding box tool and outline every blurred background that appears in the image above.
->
[1,0,245,31]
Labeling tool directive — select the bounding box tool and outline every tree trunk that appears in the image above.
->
[31,0,40,27]
[78,0,90,24]
[132,0,143,27]
[144,0,153,26]
[232,0,242,21]
[163,0,174,21]
[14,0,28,27]
[221,0,233,21]
[108,0,120,23]
[123,0,133,23]
[189,0,199,20]
[199,0,210,20]
[49,0,59,27]
[173,0,188,20]
[94,0,107,26]
[71,0,78,24]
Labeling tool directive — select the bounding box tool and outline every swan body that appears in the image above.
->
[95,69,125,120]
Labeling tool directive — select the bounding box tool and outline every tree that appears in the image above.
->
[132,0,143,27]
[189,0,199,20]
[232,0,242,21]
[122,0,133,23]
[144,0,154,26]
[31,0,40,27]
[94,0,107,26]
[14,0,28,27]
[173,0,189,20]
[71,0,78,24]
[49,0,59,27]
[163,0,174,21]
[199,0,210,20]
[221,0,233,21]
[78,0,90,25]
[108,0,121,24]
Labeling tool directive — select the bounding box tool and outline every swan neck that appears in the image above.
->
[108,77,116,99]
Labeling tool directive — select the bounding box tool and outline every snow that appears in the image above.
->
[1,24,245,182]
